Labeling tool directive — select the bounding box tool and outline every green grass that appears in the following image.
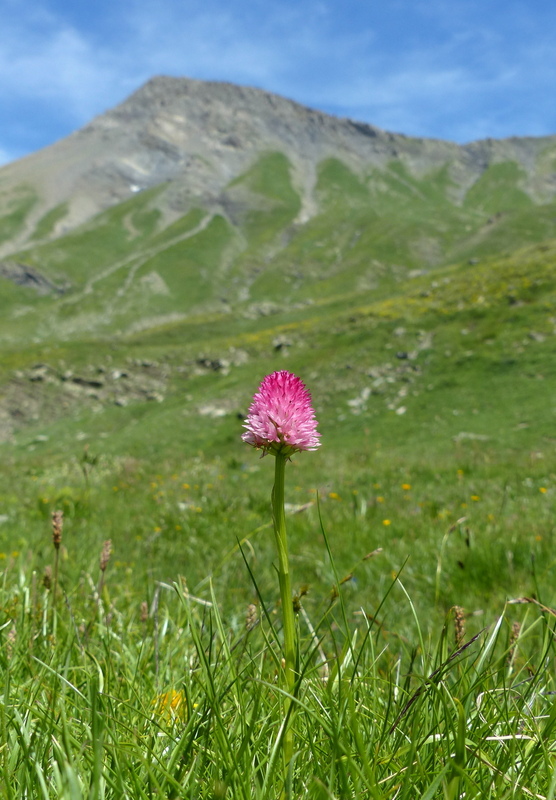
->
[1,476,556,798]
[0,184,37,244]
[318,157,371,207]
[147,207,206,247]
[229,151,301,245]
[2,151,556,796]
[0,278,44,313]
[137,214,236,309]
[225,152,302,298]
[31,202,69,241]
[463,161,533,213]
[19,184,167,288]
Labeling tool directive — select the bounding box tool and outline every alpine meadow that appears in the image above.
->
[1,76,556,798]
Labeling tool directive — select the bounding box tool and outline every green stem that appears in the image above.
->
[52,547,59,636]
[272,452,296,773]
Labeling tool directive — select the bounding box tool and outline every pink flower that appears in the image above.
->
[242,371,321,456]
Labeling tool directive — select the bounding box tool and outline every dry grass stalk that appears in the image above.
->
[51,510,63,610]
[99,539,113,574]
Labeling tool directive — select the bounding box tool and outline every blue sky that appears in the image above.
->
[1,0,555,165]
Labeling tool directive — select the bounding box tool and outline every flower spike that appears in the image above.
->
[242,370,321,456]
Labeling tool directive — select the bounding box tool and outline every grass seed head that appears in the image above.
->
[245,603,258,630]
[6,625,16,659]
[51,510,63,550]
[100,539,113,572]
[453,605,465,648]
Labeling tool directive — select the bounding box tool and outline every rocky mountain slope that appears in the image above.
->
[1,76,555,259]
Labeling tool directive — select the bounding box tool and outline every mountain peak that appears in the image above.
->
[0,75,555,259]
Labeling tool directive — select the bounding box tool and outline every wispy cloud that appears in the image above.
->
[0,12,118,159]
[291,6,556,141]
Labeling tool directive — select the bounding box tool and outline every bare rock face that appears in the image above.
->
[0,261,64,294]
[1,75,555,258]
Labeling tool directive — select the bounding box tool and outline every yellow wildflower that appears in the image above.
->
[153,690,193,721]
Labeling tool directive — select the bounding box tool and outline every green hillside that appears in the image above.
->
[3,150,556,343]
[0,147,556,629]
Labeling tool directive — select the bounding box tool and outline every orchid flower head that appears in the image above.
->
[242,370,321,457]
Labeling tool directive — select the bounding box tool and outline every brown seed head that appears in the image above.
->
[245,603,258,631]
[51,510,63,550]
[453,605,466,648]
[6,625,16,659]
[99,539,113,572]
[510,620,521,645]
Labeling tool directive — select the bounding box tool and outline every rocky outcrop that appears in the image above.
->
[0,261,65,294]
